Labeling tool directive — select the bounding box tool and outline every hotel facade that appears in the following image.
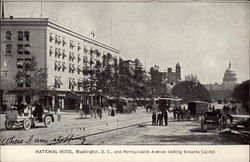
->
[0,17,120,110]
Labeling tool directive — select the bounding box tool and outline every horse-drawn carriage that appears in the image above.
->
[107,97,137,114]
[188,101,226,130]
[200,111,222,130]
[5,106,54,130]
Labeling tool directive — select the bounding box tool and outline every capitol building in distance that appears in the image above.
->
[203,61,238,101]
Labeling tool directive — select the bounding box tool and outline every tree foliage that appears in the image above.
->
[15,56,48,98]
[96,57,148,99]
[147,65,169,97]
[185,73,199,82]
[172,80,211,102]
[231,80,249,112]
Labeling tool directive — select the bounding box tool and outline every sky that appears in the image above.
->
[2,1,250,84]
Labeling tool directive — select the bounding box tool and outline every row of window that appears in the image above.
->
[50,46,95,65]
[50,33,80,50]
[49,33,106,56]
[54,60,101,76]
[54,76,94,91]
[5,44,30,55]
[5,31,30,41]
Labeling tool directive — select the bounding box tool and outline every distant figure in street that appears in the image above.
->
[212,105,215,112]
[17,101,27,115]
[146,104,153,112]
[175,106,181,121]
[164,110,168,126]
[173,107,176,119]
[97,106,102,119]
[11,100,18,110]
[152,112,157,125]
[33,100,44,121]
[180,107,184,121]
[157,111,163,126]
[111,108,115,116]
[108,105,112,116]
[111,104,116,117]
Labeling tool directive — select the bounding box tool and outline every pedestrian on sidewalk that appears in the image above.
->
[152,112,157,125]
[108,105,112,116]
[157,111,163,126]
[176,106,181,121]
[173,106,176,119]
[164,110,168,126]
[111,104,116,117]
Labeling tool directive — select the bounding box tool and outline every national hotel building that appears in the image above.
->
[0,17,120,110]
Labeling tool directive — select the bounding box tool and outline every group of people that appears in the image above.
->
[88,105,103,119]
[108,104,117,117]
[152,110,169,126]
[223,105,238,114]
[10,100,44,119]
[173,106,188,121]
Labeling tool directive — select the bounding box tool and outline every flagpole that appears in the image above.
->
[40,2,42,18]
[111,16,112,46]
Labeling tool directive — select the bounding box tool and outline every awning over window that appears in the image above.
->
[62,62,67,69]
[69,78,77,86]
[78,44,82,51]
[69,64,76,71]
[55,77,63,85]
[57,61,62,69]
[55,61,61,69]
[69,52,75,60]
[62,50,67,58]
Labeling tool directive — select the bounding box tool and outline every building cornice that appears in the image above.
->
[1,18,121,54]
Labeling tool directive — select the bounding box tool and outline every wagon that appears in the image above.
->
[200,111,222,131]
[5,108,54,130]
[188,101,209,120]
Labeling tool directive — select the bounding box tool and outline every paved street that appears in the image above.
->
[0,107,152,145]
[1,104,248,145]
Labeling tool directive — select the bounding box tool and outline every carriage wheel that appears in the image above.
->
[5,120,14,130]
[44,116,52,128]
[23,119,32,130]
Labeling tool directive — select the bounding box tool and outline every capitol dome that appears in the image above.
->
[223,61,237,83]
[222,61,237,90]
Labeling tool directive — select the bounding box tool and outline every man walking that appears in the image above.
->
[164,110,168,126]
[152,112,157,125]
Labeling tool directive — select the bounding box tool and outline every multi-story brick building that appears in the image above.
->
[0,17,120,110]
[161,62,181,86]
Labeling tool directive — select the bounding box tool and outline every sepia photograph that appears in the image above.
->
[0,0,249,161]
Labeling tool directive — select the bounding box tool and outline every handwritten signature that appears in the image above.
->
[1,134,86,145]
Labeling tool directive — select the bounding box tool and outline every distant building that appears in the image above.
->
[203,82,222,91]
[222,61,237,90]
[161,62,181,86]
[203,61,238,101]
[120,60,135,75]
[204,61,238,91]
[0,17,120,110]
